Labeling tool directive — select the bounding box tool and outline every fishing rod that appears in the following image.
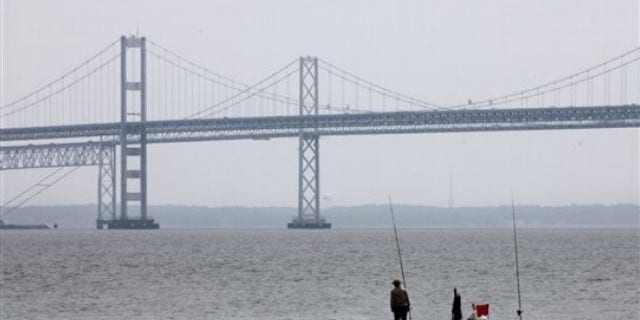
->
[511,192,523,320]
[388,195,412,320]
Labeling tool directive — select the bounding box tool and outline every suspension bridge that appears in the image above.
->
[2,35,639,229]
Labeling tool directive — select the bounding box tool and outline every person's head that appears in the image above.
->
[454,287,457,295]
[472,303,476,310]
[392,279,402,287]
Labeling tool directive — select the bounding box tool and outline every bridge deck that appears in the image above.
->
[2,105,639,144]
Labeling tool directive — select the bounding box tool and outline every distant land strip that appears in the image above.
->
[3,204,638,229]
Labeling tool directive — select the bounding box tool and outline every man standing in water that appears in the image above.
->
[390,279,411,320]
[452,288,462,320]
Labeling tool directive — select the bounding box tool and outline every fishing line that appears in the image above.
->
[511,191,523,320]
[388,195,412,320]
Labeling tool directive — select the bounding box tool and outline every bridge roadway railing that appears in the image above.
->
[1,105,640,143]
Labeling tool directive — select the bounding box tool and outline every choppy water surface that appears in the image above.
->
[2,228,638,320]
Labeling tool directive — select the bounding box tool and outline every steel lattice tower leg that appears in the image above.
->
[97,144,115,229]
[289,57,330,229]
[112,35,157,229]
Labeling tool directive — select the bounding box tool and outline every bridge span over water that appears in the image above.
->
[2,35,639,228]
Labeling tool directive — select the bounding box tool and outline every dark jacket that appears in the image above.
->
[452,293,462,320]
[390,287,411,310]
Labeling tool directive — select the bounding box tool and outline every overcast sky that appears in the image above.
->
[1,0,639,209]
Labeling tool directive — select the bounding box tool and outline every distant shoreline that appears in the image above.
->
[3,203,638,229]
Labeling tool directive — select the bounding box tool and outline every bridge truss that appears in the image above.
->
[0,142,116,225]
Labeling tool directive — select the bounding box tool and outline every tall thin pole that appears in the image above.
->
[388,195,412,320]
[511,192,523,320]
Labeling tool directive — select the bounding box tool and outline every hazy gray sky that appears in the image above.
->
[2,0,639,208]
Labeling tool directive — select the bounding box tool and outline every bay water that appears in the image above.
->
[2,228,638,320]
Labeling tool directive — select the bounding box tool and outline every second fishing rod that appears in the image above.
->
[388,195,412,320]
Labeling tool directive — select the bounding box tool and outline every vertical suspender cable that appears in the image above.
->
[176,56,180,118]
[604,63,609,105]
[341,76,345,110]
[54,82,58,125]
[167,51,171,120]
[90,58,94,124]
[48,85,52,126]
[148,50,153,121]
[82,60,86,124]
[273,79,277,116]
[99,53,103,123]
[215,74,220,117]
[184,58,188,116]
[620,56,627,104]
[86,59,90,123]
[191,64,195,116]
[587,70,592,106]
[72,72,76,125]
[210,72,219,115]
[60,77,64,126]
[196,66,200,115]
[328,69,332,112]
[168,51,174,120]
[33,91,37,126]
[355,83,359,108]
[620,57,624,104]
[224,80,229,117]
[177,57,181,118]
[202,68,206,117]
[382,93,386,112]
[571,76,575,106]
[203,68,207,116]
[189,63,192,116]
[106,51,109,122]
[286,74,291,115]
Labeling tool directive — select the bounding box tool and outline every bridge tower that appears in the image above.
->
[109,35,158,229]
[288,57,331,229]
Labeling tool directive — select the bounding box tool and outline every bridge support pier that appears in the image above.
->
[96,144,116,229]
[288,57,331,229]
